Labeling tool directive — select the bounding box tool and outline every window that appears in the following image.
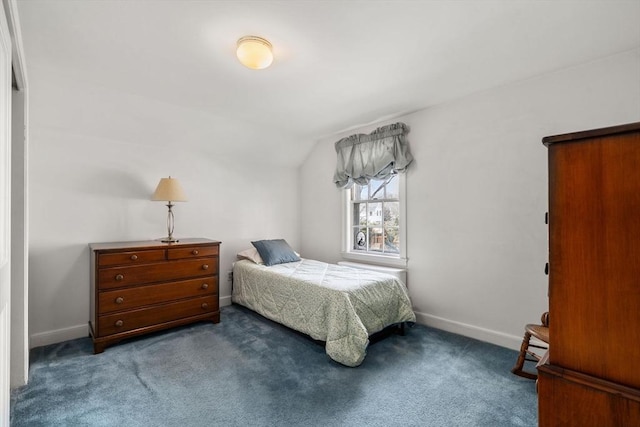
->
[343,174,407,267]
[334,122,412,267]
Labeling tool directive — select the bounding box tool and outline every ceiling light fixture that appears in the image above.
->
[236,36,273,70]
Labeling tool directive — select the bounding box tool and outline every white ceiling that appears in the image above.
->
[16,1,640,166]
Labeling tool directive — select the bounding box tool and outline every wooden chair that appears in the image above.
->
[511,312,549,380]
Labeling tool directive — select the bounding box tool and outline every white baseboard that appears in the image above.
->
[220,295,232,307]
[414,310,524,351]
[30,304,521,352]
[31,299,235,349]
[30,324,88,349]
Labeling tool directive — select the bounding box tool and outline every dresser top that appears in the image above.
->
[89,238,220,252]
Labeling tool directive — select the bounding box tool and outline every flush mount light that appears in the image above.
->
[236,36,273,70]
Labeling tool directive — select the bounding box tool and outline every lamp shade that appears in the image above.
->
[151,177,187,202]
[236,36,273,70]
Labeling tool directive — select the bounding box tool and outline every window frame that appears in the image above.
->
[341,173,407,268]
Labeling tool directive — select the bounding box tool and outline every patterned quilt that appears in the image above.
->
[231,258,416,366]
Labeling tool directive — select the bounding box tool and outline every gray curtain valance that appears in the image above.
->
[333,122,413,188]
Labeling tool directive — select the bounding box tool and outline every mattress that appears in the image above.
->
[231,258,416,366]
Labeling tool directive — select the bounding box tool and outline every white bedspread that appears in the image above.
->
[231,258,416,366]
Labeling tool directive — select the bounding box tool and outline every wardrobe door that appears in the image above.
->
[547,129,640,389]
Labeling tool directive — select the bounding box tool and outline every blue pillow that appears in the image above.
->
[251,239,301,266]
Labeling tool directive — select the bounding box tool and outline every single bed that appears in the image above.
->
[231,256,416,367]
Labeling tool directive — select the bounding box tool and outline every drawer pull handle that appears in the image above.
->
[130,254,138,261]
[115,320,124,327]
[201,303,208,309]
[115,274,124,281]
[192,250,199,255]
[201,283,209,290]
[202,264,209,270]
[115,297,124,304]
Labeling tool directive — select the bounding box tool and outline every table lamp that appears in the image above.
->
[151,176,187,242]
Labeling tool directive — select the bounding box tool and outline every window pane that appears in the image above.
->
[384,202,400,254]
[369,227,383,252]
[369,179,385,200]
[352,184,368,201]
[384,226,400,254]
[367,202,382,226]
[353,227,367,251]
[385,175,399,199]
[353,202,366,226]
[383,202,399,225]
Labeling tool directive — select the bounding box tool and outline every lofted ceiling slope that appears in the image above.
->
[16,0,640,167]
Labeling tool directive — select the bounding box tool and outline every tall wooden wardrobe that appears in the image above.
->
[537,122,640,426]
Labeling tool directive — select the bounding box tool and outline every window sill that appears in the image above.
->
[340,251,408,268]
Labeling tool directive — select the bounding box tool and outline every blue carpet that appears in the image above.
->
[11,305,537,426]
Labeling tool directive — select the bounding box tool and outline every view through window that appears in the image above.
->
[350,175,400,256]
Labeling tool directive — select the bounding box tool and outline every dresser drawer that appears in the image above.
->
[98,249,165,267]
[98,257,217,289]
[168,245,219,260]
[99,277,218,314]
[97,295,218,337]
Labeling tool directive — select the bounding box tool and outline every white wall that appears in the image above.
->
[25,48,640,350]
[299,49,640,350]
[28,75,300,347]
[10,84,27,387]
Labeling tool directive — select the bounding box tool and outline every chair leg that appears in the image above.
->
[511,331,538,380]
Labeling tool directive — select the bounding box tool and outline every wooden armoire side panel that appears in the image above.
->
[548,131,640,389]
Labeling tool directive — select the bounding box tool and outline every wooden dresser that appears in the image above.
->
[537,122,640,426]
[89,238,221,353]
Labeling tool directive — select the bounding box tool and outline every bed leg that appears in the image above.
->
[398,322,406,336]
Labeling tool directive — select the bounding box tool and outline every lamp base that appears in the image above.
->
[158,237,179,243]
